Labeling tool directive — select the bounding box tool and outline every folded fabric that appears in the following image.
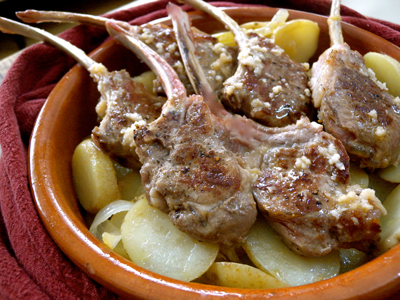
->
[1,0,400,299]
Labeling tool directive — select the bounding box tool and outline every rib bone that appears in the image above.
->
[179,0,313,127]
[17,9,116,28]
[106,20,258,245]
[0,17,164,169]
[17,9,238,98]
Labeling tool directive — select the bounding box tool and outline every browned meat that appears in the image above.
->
[16,10,238,169]
[168,3,385,257]
[180,0,313,127]
[222,32,312,127]
[252,119,384,256]
[136,23,237,97]
[91,68,165,169]
[310,0,400,169]
[0,15,164,170]
[107,20,257,245]
[135,97,256,245]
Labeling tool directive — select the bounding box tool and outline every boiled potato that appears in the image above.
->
[102,232,130,259]
[378,184,400,253]
[121,197,219,281]
[242,9,289,37]
[339,248,369,274]
[240,21,272,31]
[378,164,400,183]
[213,9,289,47]
[102,231,121,249]
[214,16,319,63]
[113,163,144,200]
[213,31,236,47]
[369,171,398,201]
[132,70,157,94]
[350,162,369,188]
[72,138,121,214]
[243,218,340,287]
[364,52,400,98]
[199,262,288,289]
[273,19,320,63]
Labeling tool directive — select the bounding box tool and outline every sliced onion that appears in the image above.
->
[89,199,135,239]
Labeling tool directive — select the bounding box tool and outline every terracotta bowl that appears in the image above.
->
[29,6,400,300]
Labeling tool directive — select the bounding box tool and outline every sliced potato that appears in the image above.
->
[114,163,144,200]
[72,138,121,214]
[241,9,289,38]
[243,218,340,287]
[240,21,271,31]
[102,231,122,249]
[132,70,157,94]
[364,52,400,98]
[378,184,400,253]
[378,164,400,183]
[199,262,288,289]
[350,162,369,188]
[101,230,130,260]
[339,248,369,274]
[121,197,219,281]
[273,19,319,63]
[213,9,289,47]
[111,240,130,260]
[213,31,236,47]
[369,171,398,201]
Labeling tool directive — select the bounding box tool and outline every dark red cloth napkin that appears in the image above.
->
[1,0,400,299]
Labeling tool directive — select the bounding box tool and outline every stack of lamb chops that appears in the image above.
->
[0,16,257,246]
[0,0,389,257]
[167,1,384,256]
[16,8,240,170]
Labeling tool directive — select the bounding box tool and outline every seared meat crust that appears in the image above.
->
[251,119,384,256]
[105,13,386,256]
[91,69,165,169]
[137,24,237,96]
[223,33,313,127]
[311,44,400,169]
[135,96,257,245]
[92,24,237,169]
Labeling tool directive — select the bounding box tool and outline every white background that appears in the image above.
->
[343,0,400,24]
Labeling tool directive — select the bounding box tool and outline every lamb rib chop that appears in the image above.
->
[168,3,386,257]
[0,17,165,169]
[310,0,400,169]
[105,20,257,245]
[179,0,313,127]
[17,9,238,98]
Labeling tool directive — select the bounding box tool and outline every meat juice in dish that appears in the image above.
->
[3,0,400,289]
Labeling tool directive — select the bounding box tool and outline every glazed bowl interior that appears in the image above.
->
[29,6,400,300]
